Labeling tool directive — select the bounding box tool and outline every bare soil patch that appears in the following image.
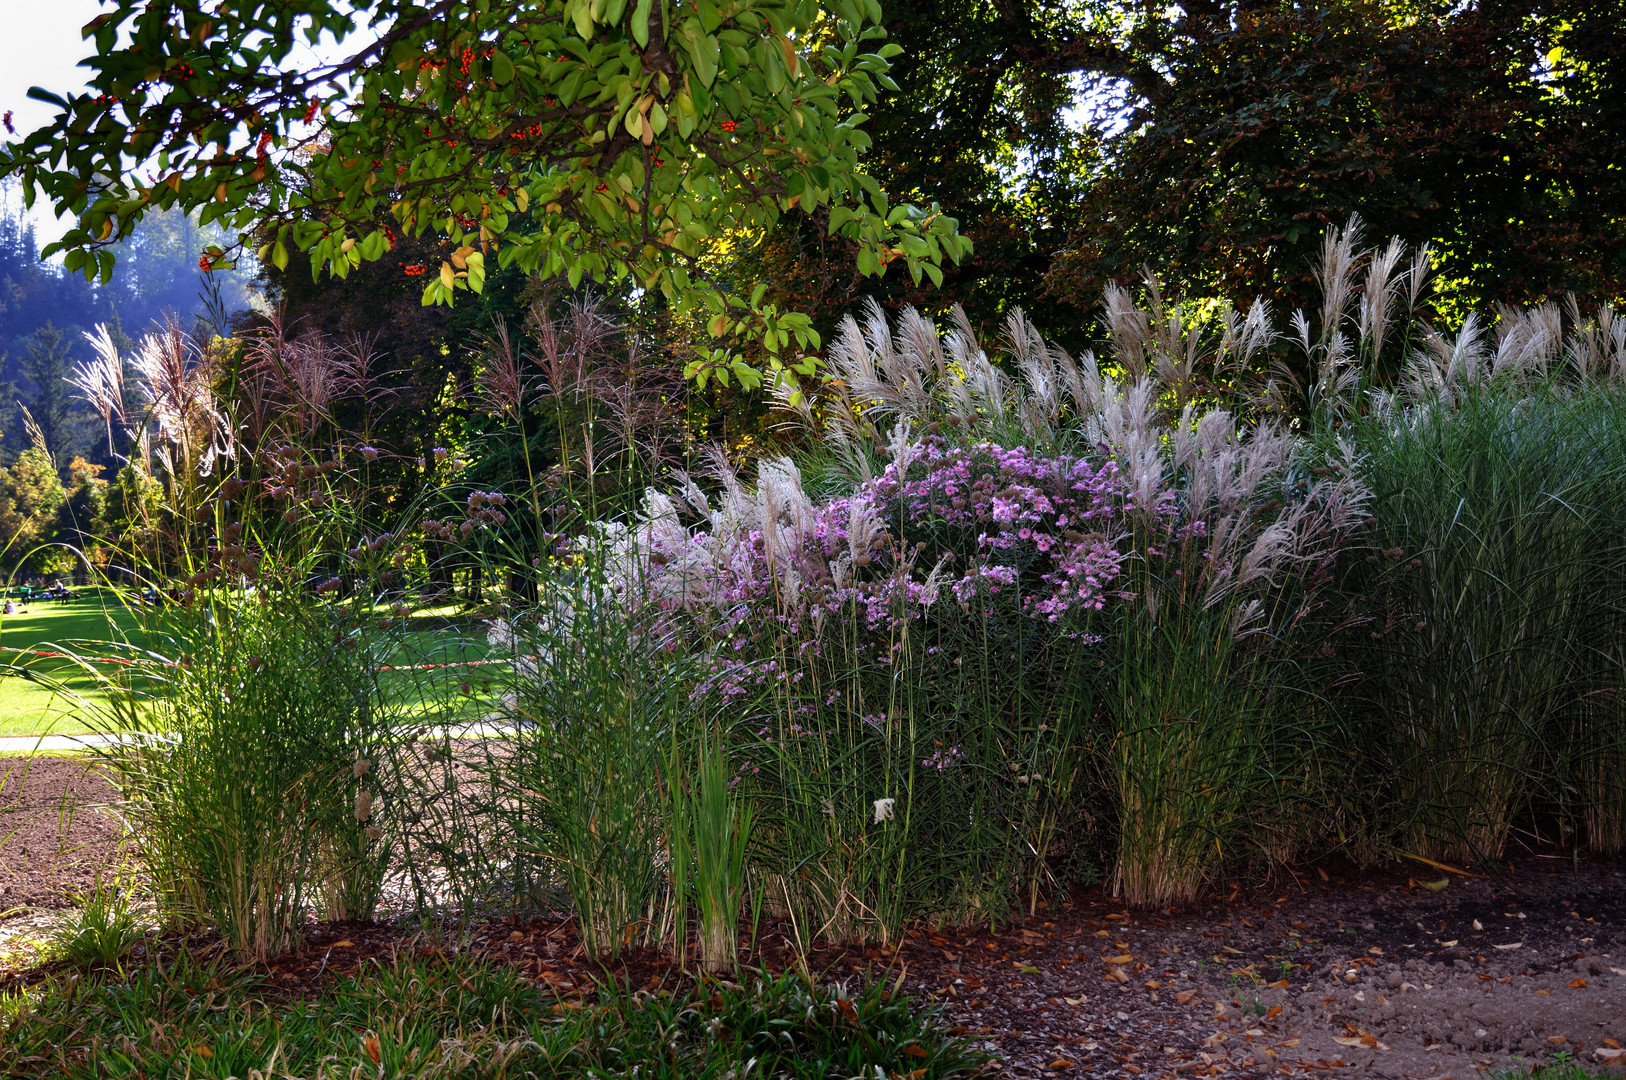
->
[0,755,125,910]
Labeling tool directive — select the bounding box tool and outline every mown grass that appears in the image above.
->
[0,596,499,739]
[0,594,149,737]
[0,952,984,1080]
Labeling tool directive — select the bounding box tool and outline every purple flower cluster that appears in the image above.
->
[635,441,1147,675]
[872,441,1129,621]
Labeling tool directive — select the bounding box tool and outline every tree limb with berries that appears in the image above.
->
[0,0,970,394]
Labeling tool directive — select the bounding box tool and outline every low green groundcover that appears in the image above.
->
[0,952,984,1080]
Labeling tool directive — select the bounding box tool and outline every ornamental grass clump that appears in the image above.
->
[1104,395,1366,905]
[1354,372,1626,864]
[77,594,398,963]
[485,572,706,960]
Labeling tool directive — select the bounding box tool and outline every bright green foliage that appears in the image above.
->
[0,449,67,573]
[3,0,970,388]
[45,874,147,972]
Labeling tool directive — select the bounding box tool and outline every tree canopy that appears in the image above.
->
[737,0,1624,344]
[2,0,970,392]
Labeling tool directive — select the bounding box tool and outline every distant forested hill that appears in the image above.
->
[0,184,256,472]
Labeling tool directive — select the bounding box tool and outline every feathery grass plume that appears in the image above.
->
[1104,384,1367,904]
[75,324,128,456]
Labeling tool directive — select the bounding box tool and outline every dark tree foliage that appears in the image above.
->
[1047,0,1626,316]
[741,0,1097,344]
[748,0,1625,340]
[18,324,86,466]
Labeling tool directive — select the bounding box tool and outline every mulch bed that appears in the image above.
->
[3,755,1624,1078]
[0,755,126,911]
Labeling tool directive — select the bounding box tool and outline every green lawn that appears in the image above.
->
[0,593,149,738]
[0,593,501,738]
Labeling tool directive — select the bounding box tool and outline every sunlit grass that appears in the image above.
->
[0,593,503,738]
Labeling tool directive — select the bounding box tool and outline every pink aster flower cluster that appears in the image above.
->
[629,440,1149,669]
[870,440,1131,622]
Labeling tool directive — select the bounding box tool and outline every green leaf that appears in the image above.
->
[632,0,654,47]
[25,86,68,109]
[491,51,515,85]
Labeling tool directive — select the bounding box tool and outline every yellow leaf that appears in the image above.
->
[1103,954,1133,965]
[191,1045,214,1058]
[340,237,355,253]
[440,262,455,289]
[332,940,355,947]
[1420,878,1449,892]
[215,183,228,202]
[451,245,475,268]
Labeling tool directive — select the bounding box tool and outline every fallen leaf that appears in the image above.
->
[191,1046,214,1059]
[1438,939,1459,947]
[363,1035,381,1065]
[1278,1039,1301,1048]
[1420,878,1449,892]
[1064,997,1086,1006]
[1221,946,1243,955]
[1049,1060,1076,1069]
[1569,978,1588,988]
[1203,1032,1228,1047]
[1267,979,1291,988]
[1473,920,1484,931]
[1550,1037,1570,1044]
[1144,980,1161,989]
[1018,965,1041,975]
[332,940,355,948]
[1267,1005,1283,1019]
[1493,942,1523,950]
[1595,1048,1626,1064]
[901,1045,929,1058]
[1175,990,1198,1005]
[1604,1038,1622,1049]
[1334,1037,1363,1047]
[1103,954,1134,965]
[1317,867,1330,882]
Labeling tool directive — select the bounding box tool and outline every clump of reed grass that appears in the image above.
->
[72,592,399,963]
[1353,382,1626,864]
[485,571,704,960]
